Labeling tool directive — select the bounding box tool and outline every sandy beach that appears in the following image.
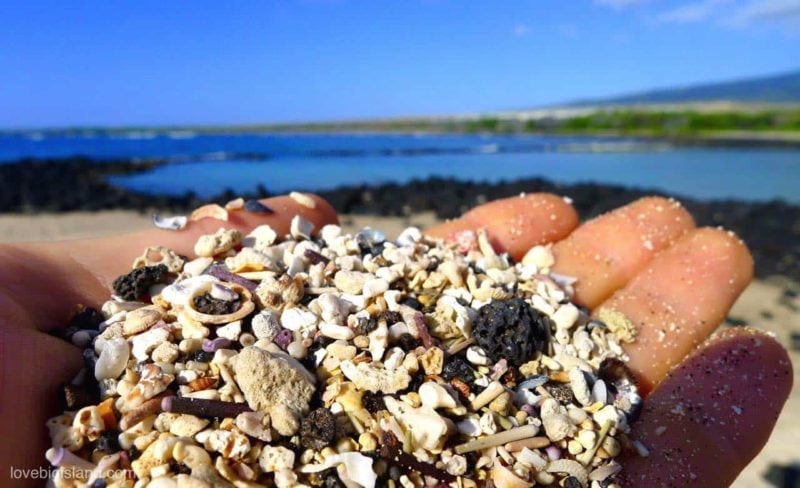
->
[0,210,797,487]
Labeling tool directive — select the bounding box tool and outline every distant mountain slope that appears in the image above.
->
[569,69,800,106]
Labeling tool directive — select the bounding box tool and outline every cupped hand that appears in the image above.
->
[0,194,792,487]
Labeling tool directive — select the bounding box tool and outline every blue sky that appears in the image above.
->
[1,0,799,128]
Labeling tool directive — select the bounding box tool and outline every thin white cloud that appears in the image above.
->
[652,0,800,29]
[727,0,800,26]
[655,0,732,24]
[595,0,650,8]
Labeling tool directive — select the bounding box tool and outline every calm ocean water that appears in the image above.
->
[2,132,799,203]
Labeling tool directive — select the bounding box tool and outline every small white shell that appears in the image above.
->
[161,275,219,307]
[396,226,422,247]
[592,379,608,405]
[152,214,187,231]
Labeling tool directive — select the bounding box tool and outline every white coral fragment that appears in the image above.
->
[384,396,454,451]
[339,360,410,394]
[300,452,377,488]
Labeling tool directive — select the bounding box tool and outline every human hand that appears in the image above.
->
[0,193,791,487]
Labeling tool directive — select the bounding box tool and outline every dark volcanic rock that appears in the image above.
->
[1,157,798,282]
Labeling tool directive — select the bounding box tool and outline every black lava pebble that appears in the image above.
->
[399,296,423,311]
[69,306,104,330]
[396,333,421,350]
[192,293,240,315]
[95,430,122,453]
[359,241,386,257]
[441,356,475,385]
[112,264,170,301]
[472,298,551,367]
[354,316,379,336]
[82,348,98,372]
[598,357,637,387]
[320,468,345,488]
[361,391,386,413]
[191,350,215,363]
[60,383,98,410]
[379,310,403,325]
[300,408,337,450]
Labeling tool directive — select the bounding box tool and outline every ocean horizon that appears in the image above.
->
[2,132,799,204]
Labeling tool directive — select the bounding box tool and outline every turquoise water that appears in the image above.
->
[2,133,798,202]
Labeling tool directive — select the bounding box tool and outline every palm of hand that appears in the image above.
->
[0,194,791,488]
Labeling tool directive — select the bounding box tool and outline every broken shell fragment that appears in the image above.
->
[190,203,229,222]
[183,283,255,325]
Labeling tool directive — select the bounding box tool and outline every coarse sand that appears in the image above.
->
[0,210,797,487]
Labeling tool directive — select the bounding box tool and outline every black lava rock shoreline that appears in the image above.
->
[2,157,798,282]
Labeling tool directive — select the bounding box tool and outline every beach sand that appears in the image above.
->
[0,210,797,487]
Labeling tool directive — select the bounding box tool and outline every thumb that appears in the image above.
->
[0,292,83,486]
[619,328,792,487]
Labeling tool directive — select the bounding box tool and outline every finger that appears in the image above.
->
[551,197,695,309]
[74,193,339,277]
[595,227,754,393]
[426,193,579,260]
[618,328,792,488]
[0,194,338,330]
[0,292,83,485]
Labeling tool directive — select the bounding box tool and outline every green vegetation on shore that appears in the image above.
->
[8,107,800,144]
[529,109,800,136]
[458,108,800,136]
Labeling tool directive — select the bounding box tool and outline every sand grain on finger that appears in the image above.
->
[552,196,694,309]
[596,227,754,392]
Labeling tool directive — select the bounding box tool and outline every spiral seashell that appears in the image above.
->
[188,376,218,392]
